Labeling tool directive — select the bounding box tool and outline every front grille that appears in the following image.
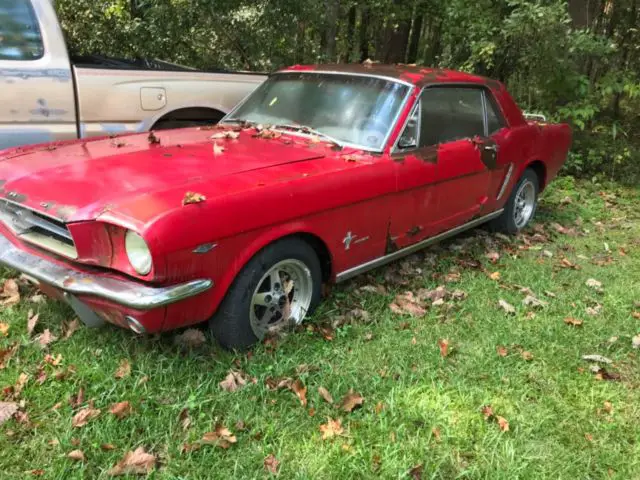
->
[0,199,78,259]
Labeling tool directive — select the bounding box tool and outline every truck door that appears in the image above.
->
[0,0,77,149]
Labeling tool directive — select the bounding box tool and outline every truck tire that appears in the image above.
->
[209,238,322,350]
[490,168,539,234]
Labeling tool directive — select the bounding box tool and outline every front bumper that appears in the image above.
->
[0,234,212,311]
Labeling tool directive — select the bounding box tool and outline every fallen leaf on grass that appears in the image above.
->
[291,379,308,407]
[264,454,280,474]
[585,278,603,290]
[318,386,334,404]
[63,319,80,339]
[389,292,426,317]
[521,351,534,361]
[603,401,613,414]
[182,191,207,206]
[0,343,18,369]
[27,310,39,336]
[339,390,364,413]
[408,464,424,479]
[72,407,101,428]
[485,252,500,263]
[0,401,18,425]
[202,424,237,449]
[35,329,57,348]
[564,317,583,327]
[67,450,85,462]
[522,295,547,308]
[0,279,20,306]
[438,339,450,357]
[319,418,344,440]
[632,334,640,349]
[497,416,510,432]
[586,305,602,316]
[174,328,206,348]
[114,360,131,379]
[109,401,132,419]
[0,322,8,337]
[498,300,516,314]
[582,354,612,364]
[481,405,494,419]
[219,370,249,392]
[107,446,156,476]
[69,388,85,409]
[489,271,501,281]
[496,346,508,357]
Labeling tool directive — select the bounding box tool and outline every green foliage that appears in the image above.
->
[53,0,640,182]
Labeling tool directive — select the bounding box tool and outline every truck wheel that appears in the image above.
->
[209,238,322,350]
[490,168,539,234]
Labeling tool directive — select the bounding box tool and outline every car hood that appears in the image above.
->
[0,128,326,222]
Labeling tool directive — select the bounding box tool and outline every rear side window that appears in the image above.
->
[485,93,506,135]
[0,0,44,61]
[419,87,485,146]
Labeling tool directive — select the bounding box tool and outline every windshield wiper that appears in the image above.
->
[272,124,344,148]
[220,118,255,127]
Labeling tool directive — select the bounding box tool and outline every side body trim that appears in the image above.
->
[496,163,514,200]
[335,209,503,282]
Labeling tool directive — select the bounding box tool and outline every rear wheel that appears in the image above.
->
[209,238,322,350]
[491,168,539,234]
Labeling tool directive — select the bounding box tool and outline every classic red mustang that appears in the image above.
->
[0,64,571,349]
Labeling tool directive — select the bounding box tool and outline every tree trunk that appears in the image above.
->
[295,21,306,64]
[382,1,411,64]
[359,6,370,61]
[407,12,424,64]
[324,0,340,61]
[345,5,356,62]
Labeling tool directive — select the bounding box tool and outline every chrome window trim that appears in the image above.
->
[221,70,414,153]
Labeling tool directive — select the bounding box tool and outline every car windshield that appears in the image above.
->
[224,72,411,151]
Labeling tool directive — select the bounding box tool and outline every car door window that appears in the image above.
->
[419,87,485,147]
[0,0,44,61]
[485,93,506,135]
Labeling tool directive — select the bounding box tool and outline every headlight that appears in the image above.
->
[125,231,152,275]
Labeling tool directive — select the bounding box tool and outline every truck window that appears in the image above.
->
[0,0,44,61]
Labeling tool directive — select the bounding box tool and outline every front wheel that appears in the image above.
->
[490,168,539,234]
[209,238,322,350]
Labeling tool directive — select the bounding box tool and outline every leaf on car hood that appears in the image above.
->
[182,191,207,206]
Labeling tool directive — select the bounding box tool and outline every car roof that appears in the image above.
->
[279,63,501,89]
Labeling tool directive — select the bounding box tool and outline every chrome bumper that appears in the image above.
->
[0,234,212,310]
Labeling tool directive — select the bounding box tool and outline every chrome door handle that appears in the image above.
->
[483,143,499,152]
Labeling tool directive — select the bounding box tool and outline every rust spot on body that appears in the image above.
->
[407,225,423,237]
[385,222,399,254]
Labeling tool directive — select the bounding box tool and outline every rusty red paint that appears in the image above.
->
[0,64,572,334]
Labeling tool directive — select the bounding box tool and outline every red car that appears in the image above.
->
[0,64,571,349]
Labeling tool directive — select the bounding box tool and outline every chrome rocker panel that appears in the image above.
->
[336,209,504,282]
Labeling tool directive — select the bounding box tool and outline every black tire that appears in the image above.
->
[209,237,322,350]
[490,168,539,234]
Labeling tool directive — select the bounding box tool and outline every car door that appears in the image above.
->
[0,0,77,149]
[388,100,441,250]
[422,86,495,232]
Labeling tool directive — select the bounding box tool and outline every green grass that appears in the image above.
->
[1,178,639,479]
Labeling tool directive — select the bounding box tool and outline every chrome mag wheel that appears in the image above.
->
[513,179,536,229]
[249,259,313,338]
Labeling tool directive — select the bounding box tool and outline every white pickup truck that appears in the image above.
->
[0,0,266,149]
